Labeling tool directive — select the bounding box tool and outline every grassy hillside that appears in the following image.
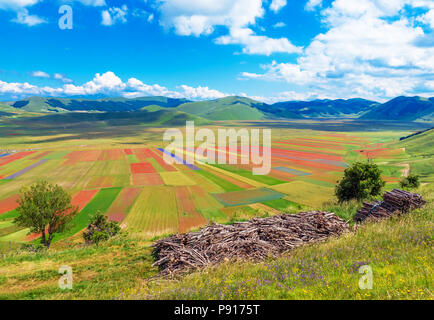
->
[361,96,434,122]
[8,109,210,128]
[0,184,431,300]
[393,129,434,182]
[271,98,377,118]
[11,96,189,113]
[175,96,268,120]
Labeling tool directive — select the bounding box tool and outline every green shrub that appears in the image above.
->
[83,212,121,246]
[399,174,420,190]
[335,161,385,202]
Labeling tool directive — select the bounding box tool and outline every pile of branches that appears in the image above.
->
[152,211,349,275]
[355,189,426,223]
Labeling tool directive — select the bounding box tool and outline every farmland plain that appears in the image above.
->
[0,119,429,246]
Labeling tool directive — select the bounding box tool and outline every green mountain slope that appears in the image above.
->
[394,128,434,182]
[361,96,434,122]
[11,96,189,113]
[11,109,210,127]
[270,98,378,118]
[175,96,269,120]
[397,128,434,156]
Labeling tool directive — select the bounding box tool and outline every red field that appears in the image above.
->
[152,149,177,171]
[123,149,133,155]
[175,186,207,233]
[106,187,141,222]
[0,194,19,214]
[71,189,99,211]
[98,149,125,161]
[63,150,101,165]
[131,173,164,186]
[275,140,345,150]
[130,162,156,174]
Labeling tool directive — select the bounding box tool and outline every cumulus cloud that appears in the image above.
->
[0,71,229,101]
[417,9,434,29]
[241,0,434,100]
[101,5,128,26]
[0,0,40,10]
[31,70,50,78]
[156,0,299,55]
[12,9,46,26]
[270,0,287,13]
[305,0,323,11]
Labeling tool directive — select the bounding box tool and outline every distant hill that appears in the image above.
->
[270,98,378,118]
[3,95,434,122]
[361,96,434,122]
[12,108,210,127]
[175,96,272,120]
[10,96,189,113]
[396,128,434,156]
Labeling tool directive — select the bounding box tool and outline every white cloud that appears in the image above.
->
[76,0,106,6]
[270,0,287,13]
[0,71,229,101]
[273,22,286,28]
[31,70,50,78]
[157,0,299,55]
[54,73,73,83]
[305,0,322,11]
[178,85,227,99]
[0,0,40,10]
[12,9,46,26]
[63,71,126,95]
[101,5,128,26]
[216,27,301,55]
[241,0,434,100]
[417,9,434,29]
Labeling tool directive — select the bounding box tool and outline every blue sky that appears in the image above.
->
[0,0,434,102]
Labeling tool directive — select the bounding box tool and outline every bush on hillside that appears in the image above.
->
[399,173,420,190]
[83,212,120,245]
[335,161,385,202]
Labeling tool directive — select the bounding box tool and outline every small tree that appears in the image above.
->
[83,212,120,245]
[14,180,78,248]
[399,173,420,190]
[335,161,385,202]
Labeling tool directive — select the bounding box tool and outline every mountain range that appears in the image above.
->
[2,95,433,123]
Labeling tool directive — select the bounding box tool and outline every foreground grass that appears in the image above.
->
[124,186,433,300]
[0,186,432,300]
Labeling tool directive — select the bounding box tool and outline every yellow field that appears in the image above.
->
[270,180,335,207]
[124,186,178,237]
[159,171,196,186]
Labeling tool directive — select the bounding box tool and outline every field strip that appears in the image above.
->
[199,163,266,188]
[0,195,19,215]
[55,187,122,241]
[0,152,36,167]
[160,171,196,186]
[106,187,142,222]
[3,159,48,180]
[214,188,285,207]
[249,203,281,215]
[125,186,178,237]
[157,148,200,170]
[270,181,335,208]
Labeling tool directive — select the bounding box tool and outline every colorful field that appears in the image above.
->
[0,128,410,244]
